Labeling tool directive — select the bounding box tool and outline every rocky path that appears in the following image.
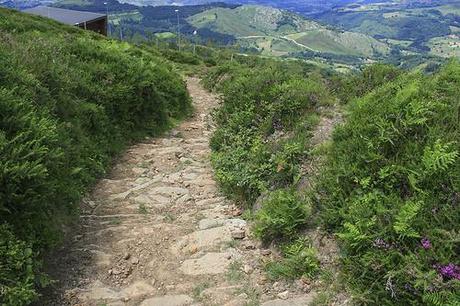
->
[45,78,316,306]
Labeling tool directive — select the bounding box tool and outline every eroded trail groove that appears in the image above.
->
[47,78,317,306]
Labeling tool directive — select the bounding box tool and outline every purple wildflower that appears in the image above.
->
[437,263,460,280]
[404,283,416,294]
[373,238,391,250]
[421,238,432,249]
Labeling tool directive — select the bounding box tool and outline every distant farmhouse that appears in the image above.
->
[23,6,107,36]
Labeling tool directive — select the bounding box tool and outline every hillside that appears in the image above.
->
[313,0,460,57]
[0,7,190,304]
[204,56,460,305]
[52,0,239,44]
[50,0,390,64]
[188,5,390,59]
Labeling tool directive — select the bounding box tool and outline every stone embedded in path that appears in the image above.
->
[261,295,315,306]
[88,249,112,267]
[109,176,163,201]
[134,193,170,207]
[139,294,193,306]
[179,252,232,275]
[174,226,232,254]
[202,285,244,305]
[149,186,189,198]
[78,283,122,301]
[198,218,246,230]
[120,281,155,297]
[78,280,155,302]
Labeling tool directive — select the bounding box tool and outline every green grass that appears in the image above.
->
[206,60,333,205]
[265,238,319,280]
[192,282,210,301]
[436,4,460,16]
[254,189,311,242]
[110,11,142,26]
[226,260,244,283]
[155,32,177,39]
[204,53,460,305]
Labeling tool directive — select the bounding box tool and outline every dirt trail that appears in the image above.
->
[45,78,316,306]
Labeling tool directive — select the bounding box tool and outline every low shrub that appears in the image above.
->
[265,237,319,280]
[208,62,333,205]
[0,225,37,306]
[254,189,311,242]
[334,63,402,104]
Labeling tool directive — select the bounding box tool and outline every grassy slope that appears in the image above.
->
[187,5,389,58]
[318,61,460,305]
[204,49,460,305]
[0,8,190,304]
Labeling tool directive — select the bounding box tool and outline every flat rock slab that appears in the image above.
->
[174,226,232,253]
[261,296,315,306]
[78,280,154,302]
[198,218,247,230]
[149,186,190,198]
[139,294,193,306]
[179,252,231,275]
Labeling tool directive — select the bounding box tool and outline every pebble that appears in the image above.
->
[112,269,121,275]
[243,264,253,274]
[277,291,289,300]
[131,257,139,265]
[260,249,271,256]
[243,242,256,250]
[231,229,246,239]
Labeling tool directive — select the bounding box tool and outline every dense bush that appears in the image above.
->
[333,63,402,103]
[206,59,337,287]
[0,8,191,303]
[317,61,460,304]
[206,61,333,205]
[208,55,459,303]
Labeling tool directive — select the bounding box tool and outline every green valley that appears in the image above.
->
[51,0,394,66]
[187,5,390,59]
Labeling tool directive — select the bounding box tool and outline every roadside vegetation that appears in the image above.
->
[0,8,191,304]
[203,57,338,285]
[317,61,460,305]
[205,51,459,304]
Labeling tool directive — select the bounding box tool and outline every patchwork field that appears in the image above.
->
[188,5,389,59]
[429,35,460,58]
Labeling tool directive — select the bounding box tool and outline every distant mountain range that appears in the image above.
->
[44,0,392,65]
[187,5,390,58]
[3,0,457,66]
[3,0,452,13]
